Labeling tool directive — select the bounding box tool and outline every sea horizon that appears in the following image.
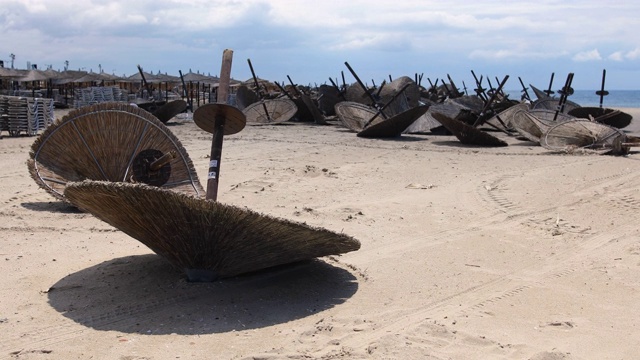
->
[505,89,640,108]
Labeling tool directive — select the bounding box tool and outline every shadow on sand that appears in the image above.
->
[48,254,358,335]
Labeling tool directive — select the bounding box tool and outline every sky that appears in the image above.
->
[1,0,639,90]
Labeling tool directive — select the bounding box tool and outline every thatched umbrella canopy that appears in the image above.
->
[541,119,631,155]
[568,107,633,129]
[243,99,298,125]
[334,101,376,132]
[0,67,24,79]
[378,76,420,116]
[357,104,429,138]
[52,70,89,85]
[64,180,361,281]
[17,69,49,82]
[235,84,259,110]
[510,108,577,143]
[28,102,204,201]
[432,112,508,147]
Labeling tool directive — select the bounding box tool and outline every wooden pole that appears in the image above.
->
[206,49,233,201]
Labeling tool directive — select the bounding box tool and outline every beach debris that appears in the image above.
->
[431,112,508,147]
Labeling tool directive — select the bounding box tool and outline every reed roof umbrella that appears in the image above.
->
[61,49,361,282]
[28,102,204,201]
[431,112,508,147]
[357,104,430,138]
[243,98,298,125]
[64,181,361,281]
[567,107,632,129]
[541,119,635,155]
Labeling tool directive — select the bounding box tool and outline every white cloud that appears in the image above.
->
[625,48,640,60]
[572,49,601,62]
[608,51,624,61]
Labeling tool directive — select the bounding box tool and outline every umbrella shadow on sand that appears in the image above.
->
[47,254,358,335]
[21,201,82,214]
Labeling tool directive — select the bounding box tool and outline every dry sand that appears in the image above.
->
[1,106,640,360]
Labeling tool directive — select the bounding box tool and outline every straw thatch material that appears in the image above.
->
[300,93,328,125]
[357,105,430,138]
[432,112,508,147]
[511,109,558,144]
[450,95,484,113]
[152,99,187,124]
[541,119,629,155]
[243,99,298,125]
[235,85,259,110]
[28,102,204,201]
[567,107,632,129]
[344,83,372,105]
[317,85,342,116]
[532,98,580,112]
[64,180,361,281]
[530,84,550,100]
[378,76,420,117]
[334,101,377,132]
[483,102,530,131]
[527,109,576,122]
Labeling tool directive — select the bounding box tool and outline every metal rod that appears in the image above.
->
[344,61,387,119]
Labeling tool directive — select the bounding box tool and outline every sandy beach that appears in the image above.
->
[1,105,640,360]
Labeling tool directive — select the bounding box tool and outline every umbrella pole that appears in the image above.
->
[596,69,609,108]
[206,49,234,201]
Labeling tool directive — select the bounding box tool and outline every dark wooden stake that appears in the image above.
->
[596,69,609,108]
[206,49,234,201]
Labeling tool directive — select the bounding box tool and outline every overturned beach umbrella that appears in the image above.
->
[511,109,576,143]
[152,99,188,123]
[64,181,361,281]
[28,102,204,201]
[357,104,429,138]
[335,101,376,132]
[567,107,632,129]
[62,49,361,281]
[482,102,530,132]
[235,84,259,110]
[431,112,508,147]
[541,119,636,155]
[243,98,298,125]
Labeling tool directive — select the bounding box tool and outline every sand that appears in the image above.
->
[1,106,640,360]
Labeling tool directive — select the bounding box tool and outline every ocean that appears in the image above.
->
[504,90,640,108]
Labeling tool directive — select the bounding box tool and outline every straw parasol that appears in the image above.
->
[378,76,420,117]
[357,104,430,138]
[482,102,530,131]
[540,119,633,155]
[27,102,204,201]
[511,109,560,144]
[334,101,377,132]
[532,98,580,112]
[243,98,298,125]
[235,84,259,110]
[152,99,187,123]
[64,180,361,281]
[567,107,632,129]
[431,112,508,147]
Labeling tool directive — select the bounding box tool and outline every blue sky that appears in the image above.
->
[1,0,639,90]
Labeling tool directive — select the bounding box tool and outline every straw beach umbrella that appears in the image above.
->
[28,102,204,201]
[243,98,298,125]
[62,49,361,282]
[541,119,636,155]
[64,181,361,281]
[431,112,508,147]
